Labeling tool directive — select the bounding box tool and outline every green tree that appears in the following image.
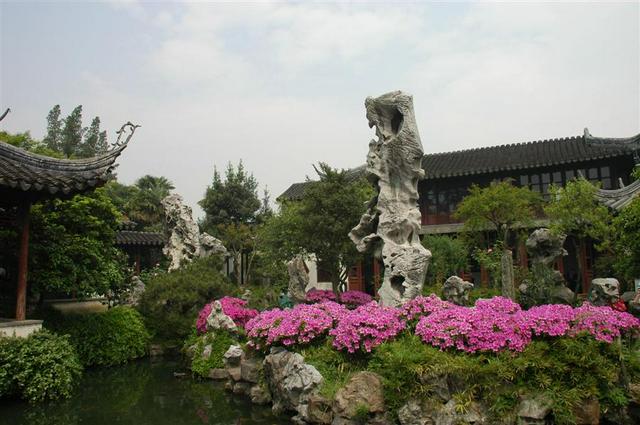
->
[455,179,541,297]
[544,178,612,292]
[260,163,373,292]
[29,189,127,298]
[1,130,62,158]
[43,105,62,152]
[422,235,468,286]
[199,161,262,284]
[79,116,108,157]
[612,196,640,284]
[60,105,84,158]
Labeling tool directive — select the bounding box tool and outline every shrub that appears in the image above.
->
[0,330,82,402]
[137,257,237,346]
[330,302,406,354]
[46,306,150,367]
[196,297,258,334]
[184,330,237,378]
[246,302,339,350]
[339,290,373,308]
[305,289,337,303]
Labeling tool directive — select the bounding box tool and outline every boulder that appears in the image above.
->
[201,344,212,360]
[526,228,567,267]
[334,371,385,419]
[349,91,431,306]
[223,344,244,367]
[208,368,228,380]
[517,394,552,424]
[250,384,272,405]
[398,399,436,425]
[307,394,334,424]
[263,347,323,416]
[288,256,309,304]
[573,398,600,425]
[434,399,487,425]
[232,381,252,395]
[591,278,620,306]
[240,356,262,383]
[442,276,474,306]
[207,301,237,332]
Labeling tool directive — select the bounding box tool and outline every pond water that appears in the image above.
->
[0,358,290,425]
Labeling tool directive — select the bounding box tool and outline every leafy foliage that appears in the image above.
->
[261,163,373,291]
[421,235,468,285]
[137,257,237,346]
[29,189,128,297]
[184,330,237,378]
[611,197,640,283]
[0,130,62,157]
[44,306,151,367]
[0,330,83,402]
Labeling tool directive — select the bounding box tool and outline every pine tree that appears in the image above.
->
[60,105,84,158]
[43,105,62,152]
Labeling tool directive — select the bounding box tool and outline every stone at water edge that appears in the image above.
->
[349,91,431,307]
[208,368,229,380]
[333,371,385,419]
[307,394,334,424]
[240,356,262,383]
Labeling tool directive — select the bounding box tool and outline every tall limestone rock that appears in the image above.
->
[349,91,431,306]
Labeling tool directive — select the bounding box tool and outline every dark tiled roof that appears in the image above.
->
[115,230,165,246]
[596,179,640,210]
[0,123,137,199]
[279,130,639,200]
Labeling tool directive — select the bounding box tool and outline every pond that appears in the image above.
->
[0,358,290,425]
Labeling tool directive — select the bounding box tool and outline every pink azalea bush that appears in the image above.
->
[330,302,406,353]
[219,296,258,328]
[195,296,258,334]
[339,290,373,307]
[305,289,337,303]
[401,294,455,321]
[245,303,336,349]
[570,302,639,342]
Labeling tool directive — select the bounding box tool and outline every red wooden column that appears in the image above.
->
[15,201,31,320]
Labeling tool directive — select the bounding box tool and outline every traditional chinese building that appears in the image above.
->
[279,129,640,295]
[0,123,136,321]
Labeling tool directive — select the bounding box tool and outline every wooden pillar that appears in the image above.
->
[15,201,31,320]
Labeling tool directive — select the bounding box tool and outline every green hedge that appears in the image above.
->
[137,257,237,346]
[46,306,150,367]
[0,330,83,402]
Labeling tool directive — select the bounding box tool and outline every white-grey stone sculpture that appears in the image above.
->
[161,194,227,271]
[349,91,431,306]
[206,300,237,332]
[590,278,620,306]
[287,256,309,304]
[442,276,474,306]
[526,228,567,267]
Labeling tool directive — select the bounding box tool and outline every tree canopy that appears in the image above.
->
[260,163,373,291]
[43,104,109,158]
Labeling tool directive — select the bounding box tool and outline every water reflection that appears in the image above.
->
[0,358,289,425]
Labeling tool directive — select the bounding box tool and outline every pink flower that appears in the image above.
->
[305,289,337,303]
[339,290,373,308]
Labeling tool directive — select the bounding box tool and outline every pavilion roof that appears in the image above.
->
[115,230,165,247]
[0,123,137,200]
[595,179,640,210]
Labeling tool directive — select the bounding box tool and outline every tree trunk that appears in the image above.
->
[501,248,516,300]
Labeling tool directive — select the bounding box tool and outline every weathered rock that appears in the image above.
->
[349,91,431,307]
[207,301,237,332]
[241,356,262,383]
[201,344,212,360]
[223,344,244,367]
[433,399,487,425]
[398,399,436,425]
[517,394,552,422]
[501,249,516,300]
[334,371,385,419]
[442,276,474,306]
[250,384,272,405]
[227,366,242,381]
[263,347,323,416]
[162,194,227,271]
[574,398,600,425]
[124,275,145,305]
[288,256,309,304]
[526,228,567,267]
[149,343,164,357]
[551,285,576,305]
[232,381,252,395]
[418,374,450,402]
[591,278,620,306]
[208,368,228,380]
[307,394,334,424]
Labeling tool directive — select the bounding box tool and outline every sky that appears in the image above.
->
[1,1,639,217]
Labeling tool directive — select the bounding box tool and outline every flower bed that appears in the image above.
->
[196,296,258,334]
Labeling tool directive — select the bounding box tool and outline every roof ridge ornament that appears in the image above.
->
[112,121,141,149]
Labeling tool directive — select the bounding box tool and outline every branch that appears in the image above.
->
[0,107,10,122]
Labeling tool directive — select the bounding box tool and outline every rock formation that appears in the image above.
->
[442,276,474,306]
[287,256,309,304]
[520,228,575,305]
[161,194,227,271]
[590,278,620,306]
[206,300,237,332]
[349,91,431,307]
